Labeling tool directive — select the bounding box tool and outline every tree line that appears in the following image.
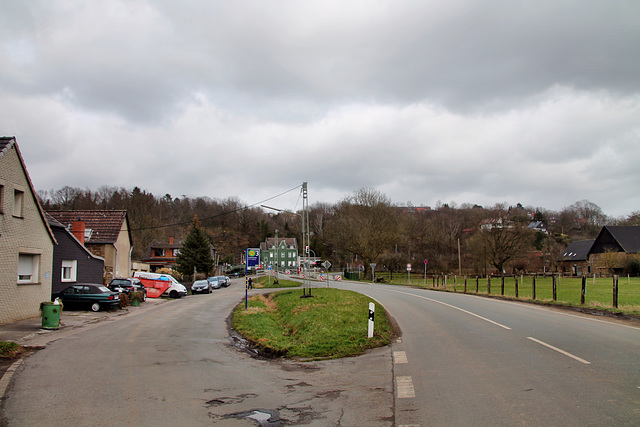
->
[38,185,640,277]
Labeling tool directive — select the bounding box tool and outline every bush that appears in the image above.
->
[130,290,144,304]
[118,293,129,308]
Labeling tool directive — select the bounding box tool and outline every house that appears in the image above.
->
[260,237,298,272]
[142,237,183,271]
[557,240,595,276]
[45,212,105,294]
[47,210,133,283]
[0,137,56,325]
[588,226,640,274]
[527,221,548,234]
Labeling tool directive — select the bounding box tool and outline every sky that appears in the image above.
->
[1,1,639,218]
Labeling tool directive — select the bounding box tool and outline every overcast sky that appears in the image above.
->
[2,1,639,217]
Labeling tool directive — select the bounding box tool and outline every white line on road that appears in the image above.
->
[394,351,408,364]
[396,376,415,398]
[527,337,591,365]
[387,289,512,330]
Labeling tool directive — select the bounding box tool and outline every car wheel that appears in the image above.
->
[170,290,179,298]
[90,302,101,312]
[143,293,147,302]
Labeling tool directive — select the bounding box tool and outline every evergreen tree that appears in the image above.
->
[176,215,214,276]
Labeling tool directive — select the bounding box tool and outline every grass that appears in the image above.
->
[232,288,393,360]
[370,274,640,315]
[0,341,25,359]
[251,275,302,289]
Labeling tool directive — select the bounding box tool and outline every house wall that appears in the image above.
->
[50,227,104,294]
[0,145,54,325]
[114,223,131,279]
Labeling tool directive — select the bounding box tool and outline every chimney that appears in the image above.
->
[72,218,85,245]
[169,237,174,245]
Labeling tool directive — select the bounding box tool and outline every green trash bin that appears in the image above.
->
[41,303,61,330]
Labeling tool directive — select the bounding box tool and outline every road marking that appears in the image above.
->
[387,289,511,330]
[396,376,415,398]
[394,351,408,364]
[527,337,591,365]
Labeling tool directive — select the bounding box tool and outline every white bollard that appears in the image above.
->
[368,302,375,338]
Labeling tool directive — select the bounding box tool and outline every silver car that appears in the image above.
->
[207,277,222,289]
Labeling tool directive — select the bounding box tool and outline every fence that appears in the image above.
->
[377,273,639,310]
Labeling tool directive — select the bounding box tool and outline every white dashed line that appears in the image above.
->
[396,376,415,398]
[394,351,408,364]
[527,337,591,365]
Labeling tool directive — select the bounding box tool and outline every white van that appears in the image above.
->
[132,271,188,298]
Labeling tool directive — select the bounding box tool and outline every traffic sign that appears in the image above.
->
[407,263,412,271]
[322,260,332,269]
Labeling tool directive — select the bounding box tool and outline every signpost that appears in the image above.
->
[368,302,375,338]
[407,263,412,284]
[370,263,377,283]
[424,259,428,286]
[322,261,332,287]
[245,248,260,308]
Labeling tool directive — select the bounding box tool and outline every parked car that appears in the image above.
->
[52,284,120,312]
[207,276,222,289]
[191,279,212,294]
[108,278,147,301]
[217,276,230,287]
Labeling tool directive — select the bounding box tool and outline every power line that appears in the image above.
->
[130,184,303,231]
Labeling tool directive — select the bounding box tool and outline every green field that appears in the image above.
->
[369,274,640,314]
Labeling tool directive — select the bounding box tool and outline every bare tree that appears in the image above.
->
[326,188,398,278]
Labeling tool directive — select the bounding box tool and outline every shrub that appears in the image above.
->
[118,292,129,308]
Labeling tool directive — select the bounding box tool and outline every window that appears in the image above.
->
[172,249,180,257]
[153,248,165,257]
[13,189,24,217]
[62,260,77,282]
[18,253,40,284]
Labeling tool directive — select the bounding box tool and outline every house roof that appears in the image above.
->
[592,226,640,254]
[0,137,56,244]
[45,212,104,261]
[558,240,594,262]
[261,237,298,250]
[46,210,131,244]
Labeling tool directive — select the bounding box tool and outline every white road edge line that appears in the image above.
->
[388,289,511,330]
[527,337,591,365]
[396,376,415,398]
[394,351,408,364]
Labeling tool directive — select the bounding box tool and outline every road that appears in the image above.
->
[2,280,392,426]
[332,280,640,426]
[4,278,640,426]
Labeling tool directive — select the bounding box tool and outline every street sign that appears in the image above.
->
[407,263,412,271]
[322,260,332,269]
[246,248,260,268]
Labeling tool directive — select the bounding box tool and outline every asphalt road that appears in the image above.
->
[4,278,640,426]
[332,280,640,426]
[2,280,392,426]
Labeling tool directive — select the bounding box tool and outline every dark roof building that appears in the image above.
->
[590,226,640,254]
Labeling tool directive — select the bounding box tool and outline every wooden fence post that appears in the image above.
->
[476,276,479,293]
[454,275,457,292]
[552,275,557,301]
[532,276,536,300]
[515,275,519,298]
[487,276,491,295]
[613,275,619,308]
[581,276,586,305]
[501,276,505,295]
[464,276,467,293]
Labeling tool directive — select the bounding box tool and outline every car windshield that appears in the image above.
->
[111,280,127,285]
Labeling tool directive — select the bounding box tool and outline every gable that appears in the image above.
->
[590,226,640,255]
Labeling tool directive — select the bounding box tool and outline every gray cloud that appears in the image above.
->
[1,0,639,217]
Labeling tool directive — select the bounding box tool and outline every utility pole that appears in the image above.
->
[301,182,312,298]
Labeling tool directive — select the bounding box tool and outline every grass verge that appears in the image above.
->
[252,276,301,288]
[0,341,26,359]
[232,288,393,360]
